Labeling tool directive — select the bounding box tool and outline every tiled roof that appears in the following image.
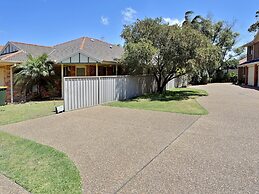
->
[0,37,124,63]
[50,37,123,62]
[10,42,53,57]
[0,46,4,51]
[0,50,28,62]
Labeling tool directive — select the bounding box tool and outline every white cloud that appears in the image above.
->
[162,18,183,26]
[122,7,137,23]
[101,16,109,25]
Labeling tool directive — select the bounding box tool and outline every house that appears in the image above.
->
[238,32,259,86]
[0,37,124,103]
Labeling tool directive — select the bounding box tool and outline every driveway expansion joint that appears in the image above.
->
[114,116,201,193]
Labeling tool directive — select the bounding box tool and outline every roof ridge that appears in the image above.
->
[10,41,53,48]
[54,36,121,48]
[86,37,121,47]
[54,37,84,47]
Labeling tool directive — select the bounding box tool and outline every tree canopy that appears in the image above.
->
[121,18,220,92]
[183,11,241,69]
[248,10,259,32]
[181,11,242,83]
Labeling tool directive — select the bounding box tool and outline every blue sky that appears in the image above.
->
[0,0,257,47]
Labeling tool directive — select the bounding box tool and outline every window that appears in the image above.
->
[251,46,254,55]
[76,67,86,76]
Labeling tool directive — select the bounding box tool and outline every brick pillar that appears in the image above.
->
[245,66,248,85]
[255,65,258,87]
[4,66,11,103]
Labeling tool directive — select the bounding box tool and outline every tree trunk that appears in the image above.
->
[157,80,168,94]
[157,86,164,94]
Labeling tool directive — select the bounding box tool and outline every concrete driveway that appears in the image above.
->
[1,83,259,193]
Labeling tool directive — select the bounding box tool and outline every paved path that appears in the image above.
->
[0,175,30,194]
[1,83,259,193]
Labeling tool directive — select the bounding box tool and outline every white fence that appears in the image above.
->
[166,75,188,89]
[64,75,157,111]
[64,75,188,111]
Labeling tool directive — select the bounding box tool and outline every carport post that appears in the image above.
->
[96,63,98,76]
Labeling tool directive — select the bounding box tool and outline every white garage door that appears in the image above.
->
[0,68,4,86]
[248,66,254,86]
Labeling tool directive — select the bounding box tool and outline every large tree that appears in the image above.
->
[182,11,242,81]
[121,18,220,93]
[248,10,259,32]
[15,54,55,100]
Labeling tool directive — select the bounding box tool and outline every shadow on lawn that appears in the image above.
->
[133,89,208,102]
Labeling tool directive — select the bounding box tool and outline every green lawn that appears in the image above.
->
[107,88,208,115]
[0,101,63,126]
[0,131,82,194]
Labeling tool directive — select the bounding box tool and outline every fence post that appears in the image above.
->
[63,77,67,111]
[98,76,100,104]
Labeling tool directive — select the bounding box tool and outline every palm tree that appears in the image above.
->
[182,11,203,27]
[15,53,55,100]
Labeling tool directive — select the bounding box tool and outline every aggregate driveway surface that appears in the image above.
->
[0,175,30,194]
[1,83,259,193]
[0,102,199,193]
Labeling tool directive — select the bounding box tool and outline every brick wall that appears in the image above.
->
[3,65,11,102]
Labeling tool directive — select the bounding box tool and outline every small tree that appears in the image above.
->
[15,54,55,100]
[121,18,219,93]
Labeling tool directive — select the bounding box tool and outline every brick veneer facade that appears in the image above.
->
[3,65,11,102]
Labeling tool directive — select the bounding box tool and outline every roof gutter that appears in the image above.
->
[239,61,259,67]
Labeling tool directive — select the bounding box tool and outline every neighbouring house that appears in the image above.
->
[238,31,259,86]
[0,37,124,103]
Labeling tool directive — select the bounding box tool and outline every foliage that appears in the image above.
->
[0,131,82,194]
[108,88,208,115]
[183,11,242,83]
[228,72,238,84]
[121,18,219,93]
[15,54,55,100]
[0,100,63,126]
[248,10,259,32]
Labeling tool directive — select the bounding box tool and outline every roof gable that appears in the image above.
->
[243,31,259,47]
[61,52,99,64]
[254,31,259,42]
[0,42,19,56]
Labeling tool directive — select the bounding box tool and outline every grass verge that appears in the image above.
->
[0,101,63,126]
[0,131,82,194]
[107,88,208,115]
